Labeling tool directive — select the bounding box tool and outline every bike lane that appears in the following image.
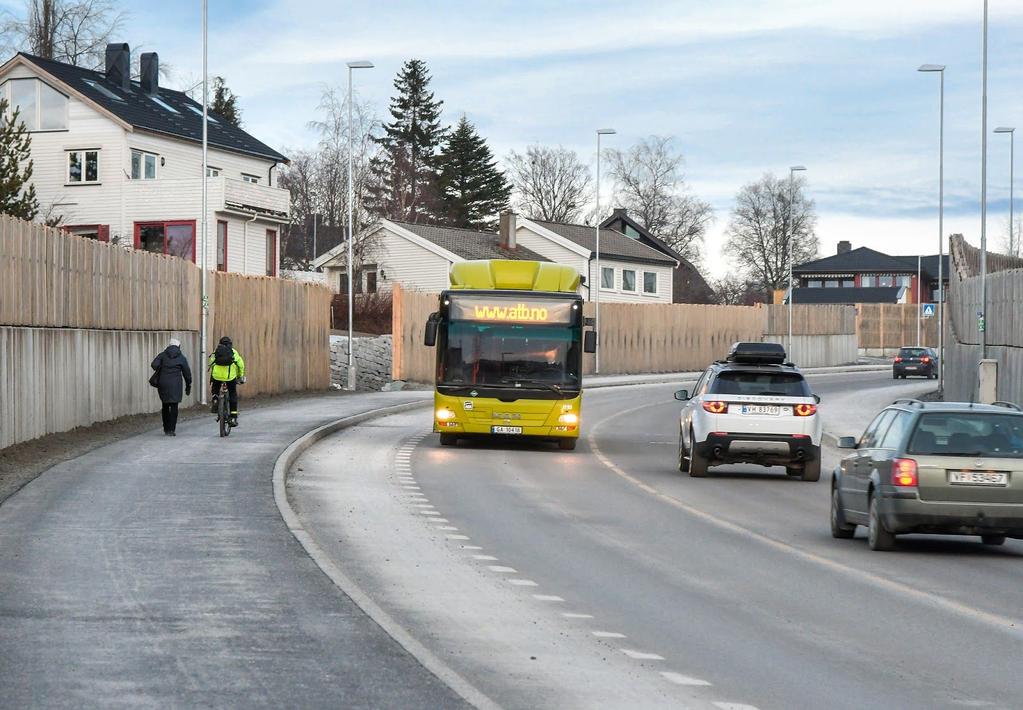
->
[0,391,464,709]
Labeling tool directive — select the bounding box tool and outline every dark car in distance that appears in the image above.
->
[893,347,938,379]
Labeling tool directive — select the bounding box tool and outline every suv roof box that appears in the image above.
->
[727,341,786,365]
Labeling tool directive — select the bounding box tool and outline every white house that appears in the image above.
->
[313,211,678,303]
[0,44,289,276]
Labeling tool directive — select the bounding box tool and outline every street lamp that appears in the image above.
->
[594,128,615,375]
[345,60,373,391]
[995,127,1015,257]
[980,0,989,359]
[787,165,806,355]
[918,63,945,394]
[199,0,209,405]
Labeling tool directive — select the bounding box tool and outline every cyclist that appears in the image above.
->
[209,336,246,427]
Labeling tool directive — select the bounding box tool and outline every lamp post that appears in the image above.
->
[917,255,922,345]
[980,0,989,360]
[594,128,615,374]
[787,165,806,356]
[918,63,945,394]
[995,127,1015,257]
[345,60,373,391]
[199,0,209,405]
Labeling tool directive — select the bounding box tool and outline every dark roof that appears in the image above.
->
[395,221,549,262]
[901,254,950,281]
[530,219,678,266]
[16,52,287,162]
[793,247,921,276]
[601,210,683,261]
[791,286,903,304]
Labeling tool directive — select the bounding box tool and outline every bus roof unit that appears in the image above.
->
[449,260,580,293]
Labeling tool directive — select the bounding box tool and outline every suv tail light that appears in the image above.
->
[894,356,903,363]
[892,458,918,487]
[793,403,817,417]
[702,400,728,414]
[921,356,930,363]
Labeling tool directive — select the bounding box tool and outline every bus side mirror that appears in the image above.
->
[583,330,597,354]
[424,314,439,347]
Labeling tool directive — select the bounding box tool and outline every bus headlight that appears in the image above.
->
[558,412,579,425]
[436,408,457,422]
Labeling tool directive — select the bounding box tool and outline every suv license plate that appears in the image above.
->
[741,405,781,416]
[949,470,1008,486]
[492,425,522,435]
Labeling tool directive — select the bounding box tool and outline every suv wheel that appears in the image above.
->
[868,495,896,551]
[688,429,709,478]
[830,487,856,539]
[677,431,690,473]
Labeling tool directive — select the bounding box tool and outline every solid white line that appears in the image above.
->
[508,579,538,587]
[591,631,625,638]
[562,613,594,619]
[620,649,664,660]
[487,566,517,573]
[661,672,711,686]
[533,594,564,602]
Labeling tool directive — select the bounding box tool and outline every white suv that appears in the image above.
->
[675,343,823,481]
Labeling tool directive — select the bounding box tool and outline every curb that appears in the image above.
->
[271,399,501,710]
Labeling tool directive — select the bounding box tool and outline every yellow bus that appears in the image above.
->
[424,259,596,450]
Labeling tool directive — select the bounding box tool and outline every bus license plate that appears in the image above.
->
[741,405,780,416]
[492,426,522,435]
[949,470,1008,486]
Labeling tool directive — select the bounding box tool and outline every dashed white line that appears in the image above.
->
[533,594,564,602]
[486,566,517,573]
[471,554,498,561]
[462,545,483,551]
[620,649,664,661]
[591,631,626,638]
[420,511,442,516]
[713,704,759,710]
[414,504,435,508]
[660,672,711,687]
[508,579,539,587]
[435,526,459,531]
[446,534,471,540]
[562,613,594,619]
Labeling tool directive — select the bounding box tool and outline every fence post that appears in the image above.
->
[391,282,403,382]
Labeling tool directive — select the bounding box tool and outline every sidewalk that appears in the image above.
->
[0,390,465,710]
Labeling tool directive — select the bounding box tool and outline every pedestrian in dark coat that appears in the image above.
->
[151,338,192,436]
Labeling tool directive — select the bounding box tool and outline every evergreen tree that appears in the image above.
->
[211,76,242,127]
[0,98,39,221]
[366,59,446,223]
[436,116,510,230]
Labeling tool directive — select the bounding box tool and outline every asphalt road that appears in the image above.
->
[291,372,1023,710]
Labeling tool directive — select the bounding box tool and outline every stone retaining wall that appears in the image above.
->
[330,335,393,391]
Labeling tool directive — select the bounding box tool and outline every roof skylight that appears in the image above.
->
[186,104,218,123]
[82,78,124,102]
[148,94,180,114]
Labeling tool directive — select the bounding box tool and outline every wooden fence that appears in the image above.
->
[764,304,856,335]
[855,303,943,351]
[1,216,331,449]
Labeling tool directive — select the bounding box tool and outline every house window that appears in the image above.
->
[624,225,642,240]
[601,266,614,289]
[877,275,894,287]
[861,275,875,287]
[363,264,378,294]
[622,269,636,292]
[217,220,228,271]
[266,229,277,277]
[67,150,99,183]
[807,279,823,288]
[5,78,68,131]
[643,272,657,294]
[242,174,260,184]
[206,166,221,177]
[339,273,349,293]
[134,221,195,262]
[824,280,840,288]
[841,279,855,288]
[186,104,219,123]
[898,275,912,287]
[131,150,158,180]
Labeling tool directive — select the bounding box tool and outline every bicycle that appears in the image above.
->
[214,380,233,437]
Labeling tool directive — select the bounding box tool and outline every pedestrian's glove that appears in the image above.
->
[240,376,246,385]
[185,385,191,396]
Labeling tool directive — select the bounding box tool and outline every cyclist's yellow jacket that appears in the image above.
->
[209,348,245,382]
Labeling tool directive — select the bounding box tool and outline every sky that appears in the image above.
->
[16,0,1023,278]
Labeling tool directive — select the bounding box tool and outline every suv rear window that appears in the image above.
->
[908,412,1023,457]
[710,371,811,397]
[899,348,929,358]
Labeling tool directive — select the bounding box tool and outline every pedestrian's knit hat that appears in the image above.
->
[168,338,181,347]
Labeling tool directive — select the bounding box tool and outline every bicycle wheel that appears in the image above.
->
[219,391,230,438]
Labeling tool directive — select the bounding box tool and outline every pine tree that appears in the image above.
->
[366,59,446,223]
[0,98,39,221]
[211,76,242,127]
[436,116,510,230]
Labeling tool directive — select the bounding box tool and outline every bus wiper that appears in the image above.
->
[500,378,566,394]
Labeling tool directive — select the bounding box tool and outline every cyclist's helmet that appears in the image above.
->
[220,336,232,346]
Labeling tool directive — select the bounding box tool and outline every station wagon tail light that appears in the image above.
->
[703,400,728,414]
[793,403,817,417]
[435,407,456,421]
[921,356,930,363]
[892,458,918,487]
[894,356,902,362]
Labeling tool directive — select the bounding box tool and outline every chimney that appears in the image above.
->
[612,207,627,220]
[499,210,517,250]
[105,43,130,92]
[140,52,159,94]
[837,240,852,255]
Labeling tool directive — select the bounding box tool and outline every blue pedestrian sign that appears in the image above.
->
[922,303,936,318]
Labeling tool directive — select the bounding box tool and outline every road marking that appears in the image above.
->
[562,613,594,619]
[472,554,498,560]
[446,534,471,540]
[587,403,1023,638]
[414,504,434,508]
[463,545,484,550]
[402,485,421,490]
[487,565,517,573]
[620,649,664,660]
[431,518,450,523]
[591,631,625,638]
[436,526,459,531]
[420,511,442,516]
[508,579,539,587]
[713,704,759,710]
[661,672,711,686]
[533,594,564,602]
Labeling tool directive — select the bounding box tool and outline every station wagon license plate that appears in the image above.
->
[949,470,1008,486]
[492,425,522,435]
[740,405,781,416]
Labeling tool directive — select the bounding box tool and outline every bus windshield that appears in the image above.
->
[439,322,580,389]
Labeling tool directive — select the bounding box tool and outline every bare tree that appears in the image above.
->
[277,149,318,268]
[505,145,591,223]
[3,0,125,69]
[712,274,767,305]
[724,173,818,291]
[605,135,713,266]
[999,213,1023,258]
